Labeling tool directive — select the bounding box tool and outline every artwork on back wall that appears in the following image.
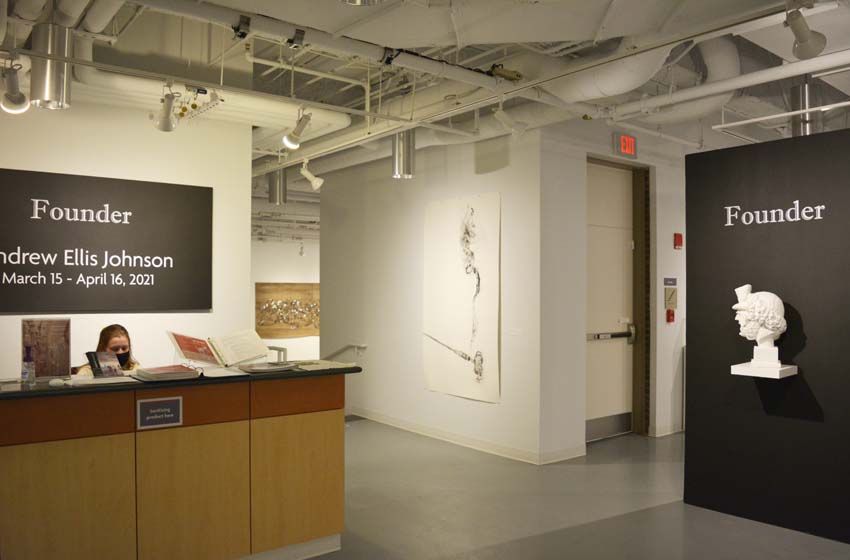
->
[423,192,501,403]
[255,282,320,338]
[21,319,71,377]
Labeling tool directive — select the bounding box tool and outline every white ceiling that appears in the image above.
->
[209,0,783,47]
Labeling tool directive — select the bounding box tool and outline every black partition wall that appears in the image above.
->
[685,128,850,544]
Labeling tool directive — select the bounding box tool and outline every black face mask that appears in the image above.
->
[116,351,131,368]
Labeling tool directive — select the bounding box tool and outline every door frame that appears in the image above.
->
[586,157,651,436]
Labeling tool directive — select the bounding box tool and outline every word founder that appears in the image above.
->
[30,199,133,225]
[724,200,826,227]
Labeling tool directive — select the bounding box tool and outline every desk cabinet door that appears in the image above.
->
[251,409,345,553]
[0,434,137,560]
[136,421,251,560]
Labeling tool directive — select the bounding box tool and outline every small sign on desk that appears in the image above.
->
[137,396,183,430]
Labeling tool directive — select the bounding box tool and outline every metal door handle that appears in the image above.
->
[586,324,636,345]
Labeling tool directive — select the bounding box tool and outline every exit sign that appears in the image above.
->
[613,132,638,159]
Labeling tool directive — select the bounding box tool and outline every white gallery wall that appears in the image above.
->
[322,119,688,463]
[251,233,321,360]
[0,103,252,378]
[322,133,544,462]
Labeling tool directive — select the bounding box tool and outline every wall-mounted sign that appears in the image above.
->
[613,132,638,159]
[137,396,183,430]
[0,168,212,313]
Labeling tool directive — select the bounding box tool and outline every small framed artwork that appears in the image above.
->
[255,283,320,338]
[21,319,71,378]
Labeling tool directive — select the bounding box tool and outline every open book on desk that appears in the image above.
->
[239,359,357,374]
[168,330,268,368]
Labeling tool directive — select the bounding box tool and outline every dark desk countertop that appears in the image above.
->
[0,367,361,400]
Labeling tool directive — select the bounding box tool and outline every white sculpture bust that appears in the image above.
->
[732,284,787,348]
[730,284,797,379]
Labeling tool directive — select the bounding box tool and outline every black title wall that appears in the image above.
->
[685,129,850,544]
[0,169,212,313]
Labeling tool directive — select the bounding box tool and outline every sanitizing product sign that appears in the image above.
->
[0,168,212,313]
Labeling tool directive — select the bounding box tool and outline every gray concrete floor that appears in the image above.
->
[327,418,850,560]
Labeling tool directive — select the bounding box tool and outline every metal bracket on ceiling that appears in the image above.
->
[233,15,251,39]
[381,48,399,65]
[288,28,306,49]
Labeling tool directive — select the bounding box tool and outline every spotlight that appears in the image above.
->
[493,107,528,137]
[283,112,312,150]
[786,9,826,60]
[1,64,30,115]
[392,129,415,179]
[341,0,387,5]
[300,160,324,191]
[150,91,179,132]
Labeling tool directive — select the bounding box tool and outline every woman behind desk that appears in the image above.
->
[73,324,140,378]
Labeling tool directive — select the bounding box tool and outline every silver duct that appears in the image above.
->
[30,24,73,110]
[392,129,415,179]
[790,76,822,137]
[268,169,287,206]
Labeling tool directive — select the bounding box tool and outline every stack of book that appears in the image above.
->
[132,364,201,382]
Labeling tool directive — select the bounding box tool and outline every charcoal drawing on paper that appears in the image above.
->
[423,193,500,403]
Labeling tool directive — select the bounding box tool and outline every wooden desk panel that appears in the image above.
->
[0,392,135,446]
[0,433,137,560]
[251,409,345,552]
[136,382,249,428]
[250,375,344,419]
[137,421,251,560]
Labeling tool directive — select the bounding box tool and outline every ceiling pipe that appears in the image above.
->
[71,37,352,132]
[81,0,125,33]
[133,0,503,91]
[611,46,850,120]
[9,0,48,44]
[539,45,671,103]
[0,0,8,46]
[11,0,46,20]
[54,0,92,28]
[283,103,575,186]
[640,35,740,125]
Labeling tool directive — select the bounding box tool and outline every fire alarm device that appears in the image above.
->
[673,233,683,250]
[666,309,675,323]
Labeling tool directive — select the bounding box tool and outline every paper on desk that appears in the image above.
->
[68,377,140,386]
[297,360,357,371]
[202,367,248,378]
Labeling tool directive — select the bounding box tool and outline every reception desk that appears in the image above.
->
[0,367,359,560]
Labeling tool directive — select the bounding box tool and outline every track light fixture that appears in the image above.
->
[268,168,287,205]
[785,8,826,60]
[1,64,30,115]
[283,112,312,150]
[392,129,415,179]
[341,0,387,5]
[300,160,325,191]
[30,24,72,110]
[150,89,180,132]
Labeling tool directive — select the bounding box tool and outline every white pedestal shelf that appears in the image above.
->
[731,346,798,379]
